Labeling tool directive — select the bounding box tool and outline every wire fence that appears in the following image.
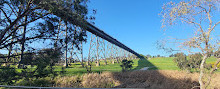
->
[0,85,67,89]
[0,85,118,89]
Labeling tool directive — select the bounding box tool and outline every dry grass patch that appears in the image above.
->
[55,76,82,88]
[54,70,220,89]
[82,72,115,88]
[113,70,199,89]
[209,73,220,88]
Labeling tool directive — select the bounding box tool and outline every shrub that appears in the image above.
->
[120,59,134,72]
[173,53,212,71]
[0,67,19,85]
[1,48,62,86]
[16,77,54,87]
[173,53,188,70]
[21,48,62,79]
[188,53,202,70]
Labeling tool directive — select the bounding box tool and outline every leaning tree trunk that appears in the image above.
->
[199,54,208,89]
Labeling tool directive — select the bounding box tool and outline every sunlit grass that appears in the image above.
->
[1,56,218,76]
[148,57,180,70]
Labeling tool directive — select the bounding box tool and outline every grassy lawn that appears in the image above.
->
[148,57,180,70]
[1,57,218,76]
[59,57,168,76]
[147,56,218,70]
[55,59,145,76]
[206,56,218,63]
[54,62,123,76]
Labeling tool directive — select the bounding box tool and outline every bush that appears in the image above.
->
[21,48,62,79]
[173,53,213,71]
[16,77,54,87]
[120,59,134,72]
[0,67,19,85]
[173,53,188,70]
[188,53,202,70]
[0,48,62,86]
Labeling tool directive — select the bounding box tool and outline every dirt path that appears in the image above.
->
[139,66,155,70]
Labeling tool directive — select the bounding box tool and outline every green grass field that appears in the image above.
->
[1,56,219,88]
[52,56,218,75]
[147,56,218,70]
[148,57,180,70]
[54,62,123,75]
[2,57,218,76]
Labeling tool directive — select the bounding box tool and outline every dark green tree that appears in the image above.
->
[120,59,134,72]
[0,0,90,67]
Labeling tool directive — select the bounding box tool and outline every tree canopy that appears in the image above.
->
[160,0,220,88]
[0,0,91,64]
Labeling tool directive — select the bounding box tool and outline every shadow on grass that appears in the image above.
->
[132,57,157,70]
[112,70,200,89]
[111,57,200,88]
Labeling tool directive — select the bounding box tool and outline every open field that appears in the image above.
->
[148,56,218,70]
[1,57,219,89]
[148,57,179,70]
[53,56,219,76]
[2,56,218,76]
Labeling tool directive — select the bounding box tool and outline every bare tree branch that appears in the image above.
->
[0,8,12,24]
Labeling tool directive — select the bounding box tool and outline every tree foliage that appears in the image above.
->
[174,53,212,72]
[161,0,220,88]
[188,53,202,70]
[0,67,18,85]
[0,0,94,71]
[0,0,93,85]
[0,48,63,85]
[120,59,134,72]
[173,53,188,70]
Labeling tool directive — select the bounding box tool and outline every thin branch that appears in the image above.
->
[0,35,43,49]
[9,0,20,14]
[0,6,31,43]
[6,3,18,16]
[207,5,212,32]
[0,8,12,24]
[0,12,49,45]
[209,21,220,33]
[198,6,208,13]
[0,53,34,58]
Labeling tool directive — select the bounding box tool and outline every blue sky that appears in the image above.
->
[2,0,219,58]
[86,0,180,56]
